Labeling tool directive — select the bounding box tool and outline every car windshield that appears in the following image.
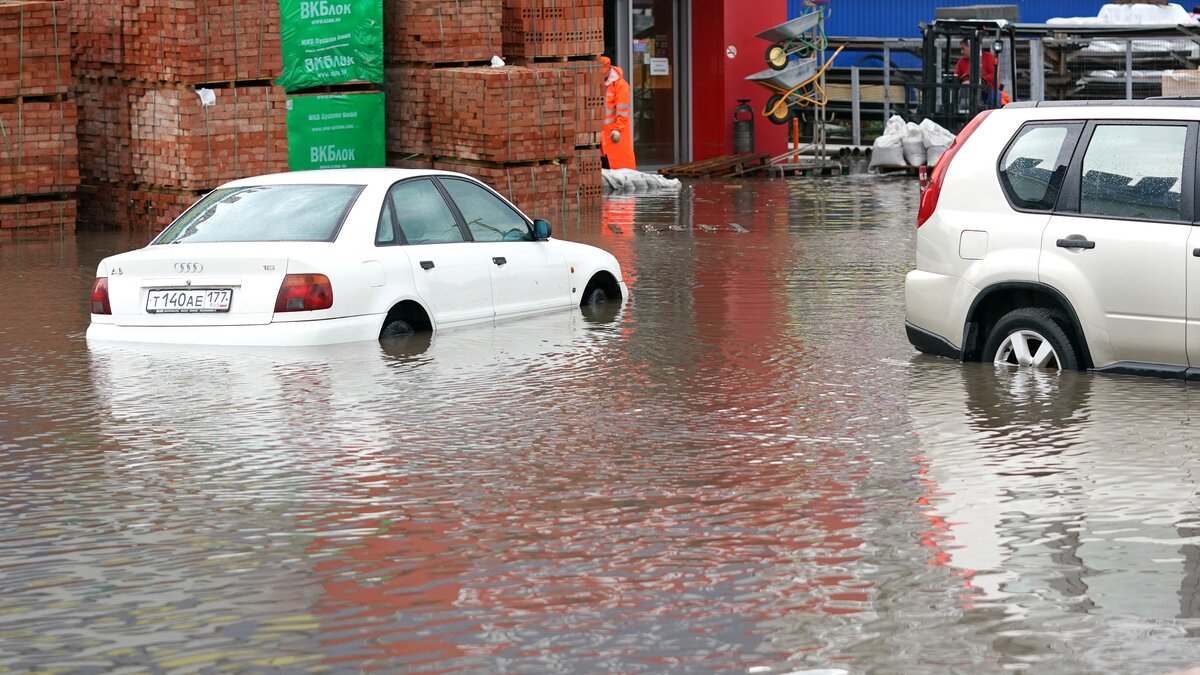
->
[152,184,364,244]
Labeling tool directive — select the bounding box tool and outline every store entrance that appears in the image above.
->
[605,0,688,167]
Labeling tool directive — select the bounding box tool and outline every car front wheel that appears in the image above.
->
[983,308,1080,371]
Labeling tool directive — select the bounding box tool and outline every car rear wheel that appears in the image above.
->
[984,308,1080,371]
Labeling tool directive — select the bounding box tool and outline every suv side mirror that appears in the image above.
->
[533,218,552,240]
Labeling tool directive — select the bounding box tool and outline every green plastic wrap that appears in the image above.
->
[286,92,385,170]
[278,0,383,91]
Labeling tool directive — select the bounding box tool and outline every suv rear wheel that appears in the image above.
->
[983,308,1080,371]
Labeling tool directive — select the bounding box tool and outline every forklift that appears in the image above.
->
[919,19,1018,132]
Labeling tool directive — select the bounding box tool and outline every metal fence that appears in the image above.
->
[826,33,1200,144]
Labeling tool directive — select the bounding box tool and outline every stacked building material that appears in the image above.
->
[0,1,77,240]
[70,0,286,231]
[71,0,281,83]
[501,0,603,60]
[429,66,572,163]
[385,0,500,64]
[381,0,602,217]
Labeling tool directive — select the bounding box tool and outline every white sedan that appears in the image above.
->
[86,168,629,346]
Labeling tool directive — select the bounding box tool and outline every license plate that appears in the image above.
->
[146,288,233,313]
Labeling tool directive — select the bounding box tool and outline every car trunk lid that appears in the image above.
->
[104,243,289,327]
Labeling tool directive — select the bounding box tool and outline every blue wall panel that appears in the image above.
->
[787,1,1109,37]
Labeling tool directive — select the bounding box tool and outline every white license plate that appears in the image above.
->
[146,288,233,313]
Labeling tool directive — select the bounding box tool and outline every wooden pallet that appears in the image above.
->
[659,153,770,178]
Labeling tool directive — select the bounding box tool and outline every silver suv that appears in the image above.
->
[906,100,1200,378]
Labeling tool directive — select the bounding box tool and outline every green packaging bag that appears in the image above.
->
[278,0,383,91]
[286,92,385,170]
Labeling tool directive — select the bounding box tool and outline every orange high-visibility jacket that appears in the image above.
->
[603,66,637,170]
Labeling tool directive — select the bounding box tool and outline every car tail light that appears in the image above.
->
[275,274,333,312]
[90,277,111,315]
[917,109,994,227]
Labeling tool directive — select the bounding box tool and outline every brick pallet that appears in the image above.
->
[385,0,500,65]
[0,1,70,98]
[70,0,281,83]
[535,60,603,147]
[575,144,601,205]
[75,81,288,191]
[384,65,432,156]
[0,99,78,199]
[429,66,572,164]
[502,0,602,60]
[77,183,201,232]
[0,197,75,239]
[434,157,578,217]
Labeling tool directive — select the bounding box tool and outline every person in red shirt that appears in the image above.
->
[954,38,1003,106]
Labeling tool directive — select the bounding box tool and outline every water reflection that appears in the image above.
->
[8,176,1200,673]
[910,360,1200,670]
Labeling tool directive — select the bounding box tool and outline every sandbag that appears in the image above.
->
[868,143,905,169]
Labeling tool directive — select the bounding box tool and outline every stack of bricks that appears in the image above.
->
[383,0,603,216]
[383,0,501,167]
[501,0,603,60]
[0,1,78,240]
[70,0,286,231]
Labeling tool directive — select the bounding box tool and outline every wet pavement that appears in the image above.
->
[4,175,1200,673]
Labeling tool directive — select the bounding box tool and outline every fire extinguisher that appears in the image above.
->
[733,99,755,154]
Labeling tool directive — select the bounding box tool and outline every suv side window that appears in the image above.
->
[999,123,1080,211]
[379,178,464,245]
[1080,124,1187,222]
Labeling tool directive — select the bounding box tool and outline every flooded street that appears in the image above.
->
[6,175,1200,673]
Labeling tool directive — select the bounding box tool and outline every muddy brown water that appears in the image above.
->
[4,176,1200,673]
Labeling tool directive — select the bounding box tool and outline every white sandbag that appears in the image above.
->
[601,168,682,193]
[918,118,956,149]
[926,143,951,166]
[884,114,907,137]
[901,123,926,166]
[868,143,905,169]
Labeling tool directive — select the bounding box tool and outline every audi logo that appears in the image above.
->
[174,262,203,273]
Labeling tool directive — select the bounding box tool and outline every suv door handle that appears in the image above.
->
[420,260,435,270]
[492,256,507,266]
[1056,238,1095,250]
[1193,248,1200,257]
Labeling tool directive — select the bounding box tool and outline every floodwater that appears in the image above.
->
[4,176,1200,674]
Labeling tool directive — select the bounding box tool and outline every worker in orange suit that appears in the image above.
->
[600,55,637,170]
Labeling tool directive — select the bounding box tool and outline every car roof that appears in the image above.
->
[220,167,471,188]
[1007,99,1200,109]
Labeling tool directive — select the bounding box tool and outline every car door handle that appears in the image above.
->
[492,256,507,266]
[420,260,435,270]
[1056,238,1095,250]
[1193,248,1200,257]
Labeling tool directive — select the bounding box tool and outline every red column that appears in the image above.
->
[690,0,788,161]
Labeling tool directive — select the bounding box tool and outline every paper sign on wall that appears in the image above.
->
[650,58,670,76]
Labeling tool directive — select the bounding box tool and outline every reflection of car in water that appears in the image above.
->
[88,304,627,459]
[908,359,1200,619]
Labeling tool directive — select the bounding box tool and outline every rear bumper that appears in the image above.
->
[905,321,961,360]
[86,314,382,347]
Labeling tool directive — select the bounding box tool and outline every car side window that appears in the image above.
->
[382,178,464,245]
[438,178,532,242]
[999,123,1078,211]
[1080,124,1187,222]
[376,199,397,245]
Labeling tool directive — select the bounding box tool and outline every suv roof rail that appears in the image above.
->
[1007,99,1200,109]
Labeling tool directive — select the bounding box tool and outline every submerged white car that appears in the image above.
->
[87,168,628,346]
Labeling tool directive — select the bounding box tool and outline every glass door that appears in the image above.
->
[631,0,677,166]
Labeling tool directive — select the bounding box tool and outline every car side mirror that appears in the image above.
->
[533,218,552,240]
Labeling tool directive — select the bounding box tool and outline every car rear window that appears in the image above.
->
[152,184,364,244]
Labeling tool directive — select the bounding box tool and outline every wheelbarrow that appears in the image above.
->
[748,44,845,125]
[758,10,827,71]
